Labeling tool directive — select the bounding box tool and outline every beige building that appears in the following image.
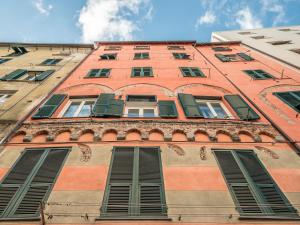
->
[211,25,300,69]
[0,42,93,144]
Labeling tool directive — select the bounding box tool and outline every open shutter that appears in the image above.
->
[236,151,297,215]
[35,70,55,81]
[104,147,134,216]
[92,93,123,117]
[224,95,260,120]
[32,94,67,119]
[237,53,254,61]
[215,54,230,62]
[0,69,27,81]
[178,93,203,118]
[214,151,262,215]
[139,148,166,216]
[158,100,178,118]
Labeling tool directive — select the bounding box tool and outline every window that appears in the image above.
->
[86,69,111,78]
[173,52,190,59]
[168,45,184,50]
[251,35,268,39]
[278,28,297,31]
[215,53,254,62]
[134,52,149,59]
[0,92,13,105]
[100,147,167,219]
[125,95,158,117]
[180,67,205,77]
[0,148,69,219]
[104,46,121,51]
[134,45,150,50]
[100,54,117,60]
[212,46,232,51]
[243,69,273,80]
[41,58,62,65]
[238,31,255,35]
[131,67,153,77]
[274,91,300,113]
[0,69,55,81]
[195,98,233,119]
[268,40,292,45]
[214,150,298,219]
[6,46,28,57]
[0,58,11,64]
[127,95,156,102]
[61,98,95,117]
[290,49,300,54]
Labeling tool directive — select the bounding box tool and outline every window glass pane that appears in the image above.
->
[63,102,80,117]
[143,109,155,117]
[128,109,139,117]
[198,103,214,118]
[78,101,94,117]
[211,102,228,118]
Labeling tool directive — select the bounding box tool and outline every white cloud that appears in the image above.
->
[260,0,286,25]
[235,7,263,29]
[195,11,216,28]
[78,0,152,43]
[34,0,53,16]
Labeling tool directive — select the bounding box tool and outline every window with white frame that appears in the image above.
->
[124,95,158,118]
[0,93,13,105]
[61,98,95,117]
[195,99,233,119]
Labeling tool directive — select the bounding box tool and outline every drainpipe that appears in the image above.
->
[193,44,300,156]
[0,46,95,147]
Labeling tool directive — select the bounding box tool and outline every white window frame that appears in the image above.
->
[124,101,158,118]
[59,98,95,118]
[195,99,233,119]
[0,94,12,105]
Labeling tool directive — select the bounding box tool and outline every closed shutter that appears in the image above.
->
[274,92,300,113]
[105,147,134,215]
[92,93,124,117]
[237,53,254,61]
[0,69,27,81]
[224,95,260,120]
[32,94,67,119]
[158,100,178,118]
[0,148,69,219]
[214,151,262,215]
[35,70,55,81]
[215,54,230,62]
[178,93,203,118]
[236,151,297,215]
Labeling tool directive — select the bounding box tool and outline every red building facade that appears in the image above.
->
[1,41,300,225]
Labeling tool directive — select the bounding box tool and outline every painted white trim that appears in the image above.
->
[59,98,95,118]
[196,99,233,119]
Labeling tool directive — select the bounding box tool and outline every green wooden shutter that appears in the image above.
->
[92,93,124,117]
[32,94,67,119]
[178,93,203,118]
[236,151,297,215]
[237,53,254,61]
[215,54,230,62]
[34,70,55,81]
[0,69,27,81]
[158,100,178,118]
[214,151,262,215]
[224,95,260,120]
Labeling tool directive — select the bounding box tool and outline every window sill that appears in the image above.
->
[83,76,109,79]
[0,217,40,222]
[239,215,300,220]
[96,216,171,221]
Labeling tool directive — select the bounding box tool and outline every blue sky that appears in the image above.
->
[0,0,299,43]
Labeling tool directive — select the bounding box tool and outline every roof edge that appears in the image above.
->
[95,40,197,45]
[195,41,241,46]
[0,42,94,48]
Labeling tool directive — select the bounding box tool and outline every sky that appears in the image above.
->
[0,0,299,44]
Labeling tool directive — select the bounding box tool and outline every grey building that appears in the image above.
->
[211,26,300,69]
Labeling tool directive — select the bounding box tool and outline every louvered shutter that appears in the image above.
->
[10,149,69,218]
[138,148,166,216]
[0,69,27,81]
[236,151,297,215]
[215,54,230,62]
[92,93,124,117]
[104,147,134,216]
[178,93,203,118]
[158,100,178,118]
[214,151,262,215]
[237,53,254,61]
[32,94,67,119]
[41,59,53,65]
[224,95,260,120]
[35,70,55,81]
